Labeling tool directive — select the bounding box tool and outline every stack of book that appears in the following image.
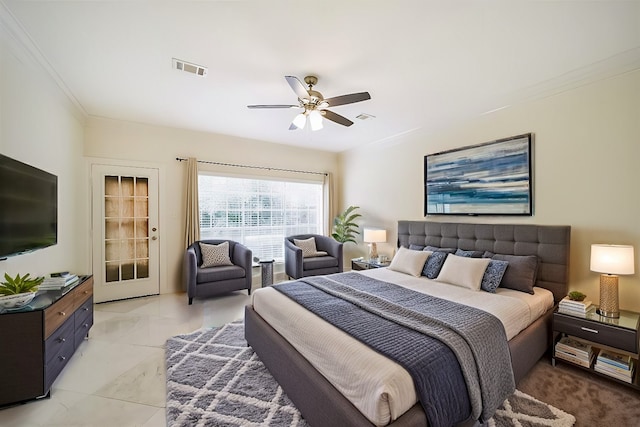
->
[595,350,636,384]
[554,336,595,368]
[39,272,80,290]
[558,296,594,317]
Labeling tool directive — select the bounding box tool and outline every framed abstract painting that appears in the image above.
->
[424,133,533,216]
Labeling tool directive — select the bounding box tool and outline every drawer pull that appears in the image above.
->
[84,290,89,294]
[59,311,66,317]
[83,307,89,311]
[58,337,66,343]
[59,356,66,361]
[581,327,599,334]
[83,323,89,328]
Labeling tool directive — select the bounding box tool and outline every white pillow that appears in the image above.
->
[199,241,233,268]
[388,247,430,277]
[435,254,491,291]
[293,237,327,258]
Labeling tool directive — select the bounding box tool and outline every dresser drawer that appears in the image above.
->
[44,296,75,340]
[44,318,74,365]
[74,311,93,349]
[73,277,93,311]
[74,297,93,326]
[44,343,74,392]
[554,313,638,353]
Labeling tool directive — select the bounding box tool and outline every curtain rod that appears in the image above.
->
[176,157,327,176]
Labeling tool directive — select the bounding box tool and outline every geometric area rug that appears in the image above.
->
[166,321,575,427]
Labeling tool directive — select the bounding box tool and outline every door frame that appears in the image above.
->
[87,158,167,301]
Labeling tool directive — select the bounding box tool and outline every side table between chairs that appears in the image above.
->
[260,259,274,287]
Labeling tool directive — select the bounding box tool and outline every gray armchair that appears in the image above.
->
[185,239,252,304]
[284,234,343,279]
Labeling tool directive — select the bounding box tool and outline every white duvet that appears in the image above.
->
[251,268,553,426]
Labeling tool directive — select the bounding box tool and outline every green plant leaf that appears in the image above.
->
[332,205,361,243]
[0,273,44,294]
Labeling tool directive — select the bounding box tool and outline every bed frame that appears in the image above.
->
[245,221,571,427]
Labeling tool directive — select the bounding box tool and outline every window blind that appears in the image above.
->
[198,174,323,261]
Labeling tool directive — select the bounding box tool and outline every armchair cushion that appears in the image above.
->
[294,237,328,258]
[197,265,246,283]
[199,241,233,268]
[304,255,339,270]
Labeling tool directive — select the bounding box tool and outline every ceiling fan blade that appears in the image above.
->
[285,75,309,100]
[324,92,371,107]
[247,104,299,109]
[322,110,353,127]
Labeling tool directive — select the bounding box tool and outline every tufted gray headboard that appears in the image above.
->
[397,221,571,303]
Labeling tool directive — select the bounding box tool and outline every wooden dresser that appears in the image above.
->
[0,275,93,407]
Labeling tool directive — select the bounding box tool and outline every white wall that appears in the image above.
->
[0,20,87,280]
[340,70,640,312]
[84,117,339,294]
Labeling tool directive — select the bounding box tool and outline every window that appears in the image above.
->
[198,174,323,261]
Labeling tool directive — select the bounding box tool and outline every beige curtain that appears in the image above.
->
[323,172,334,236]
[184,157,200,247]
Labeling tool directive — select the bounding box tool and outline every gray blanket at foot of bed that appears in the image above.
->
[274,272,515,427]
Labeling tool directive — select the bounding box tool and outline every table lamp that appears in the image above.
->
[590,244,635,318]
[363,228,387,261]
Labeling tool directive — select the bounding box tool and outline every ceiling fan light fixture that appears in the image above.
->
[292,113,307,130]
[309,110,323,131]
[250,75,371,130]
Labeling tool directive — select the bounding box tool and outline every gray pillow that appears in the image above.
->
[455,249,484,258]
[491,254,539,294]
[424,246,457,254]
[480,260,509,293]
[199,241,233,268]
[421,251,449,279]
[409,244,425,251]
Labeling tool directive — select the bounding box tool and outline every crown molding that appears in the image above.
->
[0,1,87,123]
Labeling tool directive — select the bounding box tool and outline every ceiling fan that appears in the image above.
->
[247,75,371,131]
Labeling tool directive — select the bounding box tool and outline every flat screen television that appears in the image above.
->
[0,154,57,259]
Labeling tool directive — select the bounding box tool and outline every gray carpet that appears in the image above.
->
[166,321,576,427]
[518,359,640,427]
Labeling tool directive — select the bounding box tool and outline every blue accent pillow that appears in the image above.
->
[481,260,509,293]
[421,251,449,279]
[455,249,484,258]
[409,244,425,251]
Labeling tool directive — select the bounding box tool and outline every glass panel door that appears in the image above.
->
[92,165,159,303]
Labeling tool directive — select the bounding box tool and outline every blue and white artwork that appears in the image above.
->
[425,134,532,215]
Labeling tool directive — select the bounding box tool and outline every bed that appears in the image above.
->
[245,221,571,427]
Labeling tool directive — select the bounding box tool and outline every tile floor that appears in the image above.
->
[0,290,251,427]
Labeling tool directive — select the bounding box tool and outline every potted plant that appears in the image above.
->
[567,291,587,301]
[0,273,44,309]
[332,205,361,244]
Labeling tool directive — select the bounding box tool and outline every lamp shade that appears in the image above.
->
[292,113,306,130]
[363,228,387,243]
[309,110,323,131]
[590,244,635,275]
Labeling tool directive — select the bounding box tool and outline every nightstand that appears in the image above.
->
[351,258,390,271]
[553,307,640,390]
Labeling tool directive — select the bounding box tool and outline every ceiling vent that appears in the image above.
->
[172,58,208,77]
[356,113,376,120]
